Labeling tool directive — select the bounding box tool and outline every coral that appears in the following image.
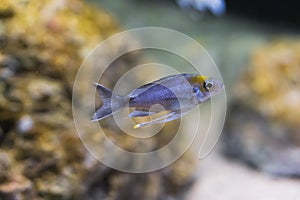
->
[223,40,300,177]
[235,40,300,128]
[0,0,196,199]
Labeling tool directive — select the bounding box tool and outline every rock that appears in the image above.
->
[0,174,33,200]
[0,150,35,199]
[0,0,14,18]
[223,40,300,177]
[0,151,11,183]
[0,0,197,199]
[16,115,34,134]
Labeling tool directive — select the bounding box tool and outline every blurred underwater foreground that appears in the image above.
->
[0,0,300,200]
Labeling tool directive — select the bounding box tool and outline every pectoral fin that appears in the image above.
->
[129,110,157,118]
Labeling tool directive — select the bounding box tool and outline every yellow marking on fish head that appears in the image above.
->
[189,75,208,86]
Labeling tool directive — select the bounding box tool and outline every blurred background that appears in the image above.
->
[0,0,299,199]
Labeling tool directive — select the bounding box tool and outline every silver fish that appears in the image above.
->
[91,74,224,128]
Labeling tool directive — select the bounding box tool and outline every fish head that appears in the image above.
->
[188,75,224,103]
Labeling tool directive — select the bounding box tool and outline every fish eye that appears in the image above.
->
[204,80,214,91]
[193,86,200,94]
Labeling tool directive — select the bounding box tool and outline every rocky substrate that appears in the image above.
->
[0,0,196,199]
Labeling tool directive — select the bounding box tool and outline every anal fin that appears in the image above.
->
[129,109,157,118]
[133,108,191,128]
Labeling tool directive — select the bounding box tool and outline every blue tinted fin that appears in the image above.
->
[128,110,157,118]
[91,83,127,122]
[133,109,191,128]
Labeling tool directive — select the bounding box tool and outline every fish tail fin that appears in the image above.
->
[91,83,128,122]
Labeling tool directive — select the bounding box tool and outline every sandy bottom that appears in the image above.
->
[187,151,300,200]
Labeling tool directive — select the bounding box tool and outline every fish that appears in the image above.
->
[176,0,226,16]
[91,74,224,128]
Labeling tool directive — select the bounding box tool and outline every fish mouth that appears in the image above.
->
[214,82,224,95]
[220,83,225,89]
[215,80,224,90]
